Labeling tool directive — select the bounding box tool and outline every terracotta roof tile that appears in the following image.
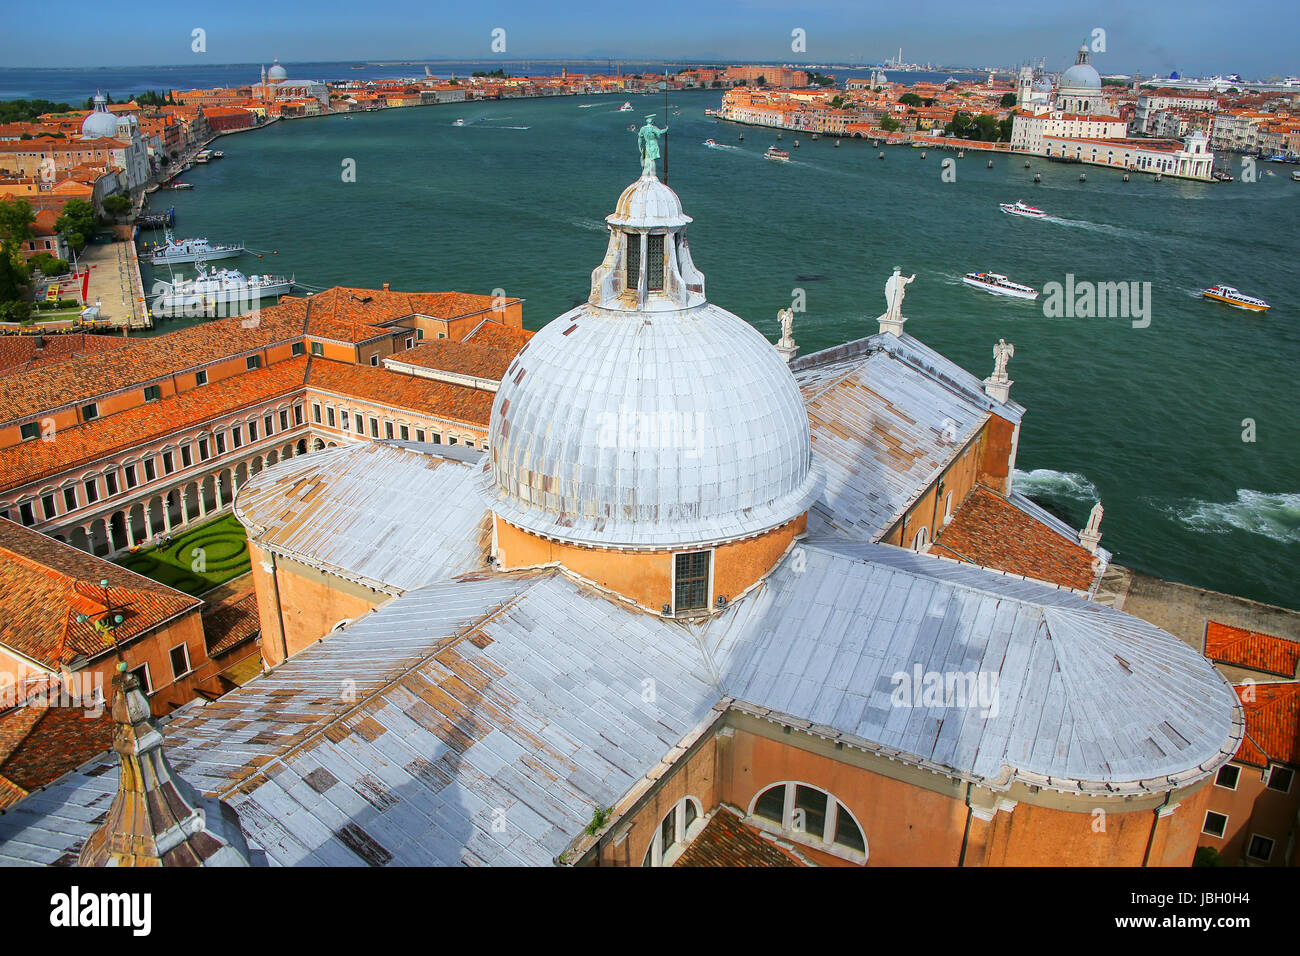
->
[673,807,805,867]
[307,358,493,428]
[931,486,1096,591]
[1208,622,1300,678]
[202,592,261,656]
[0,333,129,377]
[0,303,309,426]
[1234,682,1300,768]
[0,518,201,671]
[386,340,516,380]
[0,356,309,489]
[0,704,115,809]
[464,321,534,352]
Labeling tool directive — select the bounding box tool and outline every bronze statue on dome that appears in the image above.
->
[638,115,668,176]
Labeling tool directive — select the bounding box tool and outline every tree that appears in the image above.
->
[944,110,973,136]
[997,117,1014,142]
[898,92,923,107]
[880,115,901,132]
[30,252,68,276]
[756,75,767,87]
[829,95,845,109]
[0,98,73,123]
[1193,846,1224,867]
[0,197,35,271]
[55,198,96,254]
[101,195,132,219]
[1000,92,1017,107]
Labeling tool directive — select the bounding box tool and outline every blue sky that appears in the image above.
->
[2,0,1293,77]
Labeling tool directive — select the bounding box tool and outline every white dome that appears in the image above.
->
[81,92,118,139]
[606,173,692,229]
[1061,63,1101,91]
[480,172,819,549]
[268,60,288,82]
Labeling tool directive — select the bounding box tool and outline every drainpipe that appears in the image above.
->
[959,781,973,866]
[261,547,290,665]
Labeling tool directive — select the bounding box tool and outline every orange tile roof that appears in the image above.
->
[0,302,308,426]
[1234,682,1300,769]
[300,287,520,326]
[464,321,534,351]
[1206,622,1300,678]
[673,808,805,867]
[386,340,516,380]
[930,485,1097,591]
[0,333,128,377]
[307,358,493,428]
[0,518,201,671]
[202,592,261,656]
[0,703,115,809]
[0,356,309,489]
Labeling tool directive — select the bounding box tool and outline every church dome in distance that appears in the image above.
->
[480,168,819,550]
[267,59,288,83]
[1061,44,1101,90]
[81,92,118,140]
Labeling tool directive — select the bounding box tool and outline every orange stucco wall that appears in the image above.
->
[598,718,1212,867]
[1203,759,1300,866]
[248,541,383,667]
[494,513,806,613]
[885,425,985,549]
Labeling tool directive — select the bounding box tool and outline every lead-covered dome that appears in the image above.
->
[81,92,118,140]
[1061,44,1101,91]
[479,170,819,550]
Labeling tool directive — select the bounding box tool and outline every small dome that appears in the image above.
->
[81,92,118,139]
[267,59,288,82]
[606,173,692,229]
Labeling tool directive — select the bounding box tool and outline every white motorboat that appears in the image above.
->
[764,146,791,163]
[153,261,293,315]
[619,102,633,112]
[452,118,466,126]
[1202,284,1270,312]
[962,271,1039,300]
[148,230,244,265]
[999,199,1046,219]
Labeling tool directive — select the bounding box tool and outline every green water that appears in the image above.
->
[143,91,1300,610]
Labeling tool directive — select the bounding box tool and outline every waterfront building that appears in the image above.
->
[1134,89,1220,134]
[1041,129,1215,179]
[0,159,1242,868]
[1009,110,1127,155]
[0,287,528,566]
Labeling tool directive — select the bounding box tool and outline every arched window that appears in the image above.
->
[912,526,929,551]
[943,491,954,524]
[641,796,704,867]
[748,782,866,861]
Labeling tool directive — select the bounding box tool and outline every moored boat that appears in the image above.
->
[962,271,1039,300]
[148,230,245,265]
[764,146,791,163]
[153,262,294,315]
[1202,284,1270,312]
[1000,199,1046,219]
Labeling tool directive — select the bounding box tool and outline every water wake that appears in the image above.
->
[1012,468,1099,504]
[1154,490,1300,544]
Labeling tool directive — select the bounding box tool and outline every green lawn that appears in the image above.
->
[116,513,251,596]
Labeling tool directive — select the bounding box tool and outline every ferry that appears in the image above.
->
[1201,284,1270,312]
[999,200,1046,219]
[962,272,1040,300]
[153,263,294,315]
[452,118,466,127]
[764,146,791,163]
[148,230,245,266]
[619,102,633,112]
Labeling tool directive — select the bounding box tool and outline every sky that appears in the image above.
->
[1,0,1294,78]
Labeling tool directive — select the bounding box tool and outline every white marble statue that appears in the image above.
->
[884,267,915,324]
[777,307,795,348]
[1085,501,1104,537]
[993,338,1015,380]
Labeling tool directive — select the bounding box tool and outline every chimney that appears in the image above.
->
[78,667,254,867]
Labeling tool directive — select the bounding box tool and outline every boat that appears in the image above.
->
[999,200,1046,219]
[1202,284,1270,312]
[619,102,633,112]
[210,150,224,159]
[704,138,717,147]
[764,146,791,163]
[195,150,211,163]
[152,262,294,315]
[452,118,466,127]
[1293,171,1300,181]
[148,230,245,266]
[962,272,1040,300]
[166,182,195,190]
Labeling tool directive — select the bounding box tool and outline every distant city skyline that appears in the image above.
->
[1,0,1295,78]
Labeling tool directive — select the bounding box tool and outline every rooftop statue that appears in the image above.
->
[884,266,915,324]
[638,115,668,176]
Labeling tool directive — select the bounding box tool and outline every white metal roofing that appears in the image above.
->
[798,342,991,542]
[0,537,1239,866]
[482,299,821,549]
[233,442,488,593]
